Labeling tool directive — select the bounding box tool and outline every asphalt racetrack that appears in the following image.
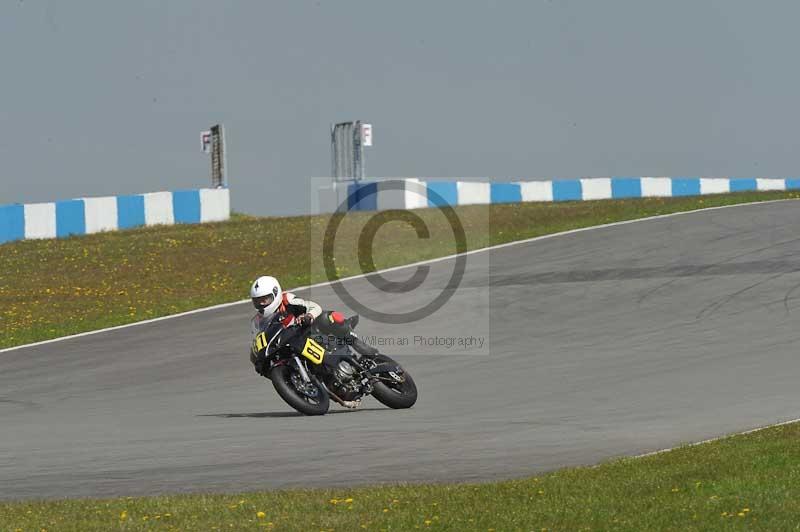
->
[3,201,800,500]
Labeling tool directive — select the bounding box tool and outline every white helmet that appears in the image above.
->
[250,275,282,315]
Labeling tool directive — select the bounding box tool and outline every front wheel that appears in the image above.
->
[369,355,418,409]
[270,364,330,415]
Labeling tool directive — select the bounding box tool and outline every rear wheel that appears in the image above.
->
[369,355,418,409]
[271,364,330,415]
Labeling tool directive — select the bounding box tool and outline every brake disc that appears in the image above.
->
[291,374,319,398]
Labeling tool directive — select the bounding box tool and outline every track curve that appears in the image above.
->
[3,201,800,500]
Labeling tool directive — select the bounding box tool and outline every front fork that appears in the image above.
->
[293,356,312,383]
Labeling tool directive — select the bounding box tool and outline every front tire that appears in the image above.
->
[271,364,330,415]
[369,355,418,409]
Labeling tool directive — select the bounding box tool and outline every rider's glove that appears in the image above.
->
[297,313,314,327]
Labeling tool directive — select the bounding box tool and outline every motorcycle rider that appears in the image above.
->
[248,275,378,376]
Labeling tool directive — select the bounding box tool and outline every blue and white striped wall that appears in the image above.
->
[0,188,230,245]
[319,177,798,212]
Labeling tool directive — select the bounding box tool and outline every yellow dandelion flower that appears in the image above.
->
[345,498,354,503]
[119,510,128,520]
[383,508,389,512]
[738,512,745,517]
[257,511,266,519]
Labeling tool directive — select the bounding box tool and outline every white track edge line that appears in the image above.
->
[627,416,800,461]
[2,198,795,355]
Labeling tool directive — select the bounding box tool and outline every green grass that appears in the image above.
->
[2,190,799,349]
[2,420,799,530]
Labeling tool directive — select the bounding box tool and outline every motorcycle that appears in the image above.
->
[251,315,418,415]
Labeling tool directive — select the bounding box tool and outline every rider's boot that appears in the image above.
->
[341,398,362,409]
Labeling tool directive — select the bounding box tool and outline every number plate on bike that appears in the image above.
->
[301,338,325,365]
[252,332,268,354]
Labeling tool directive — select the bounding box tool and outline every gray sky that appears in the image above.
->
[2,1,799,216]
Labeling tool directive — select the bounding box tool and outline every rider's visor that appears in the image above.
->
[253,294,275,308]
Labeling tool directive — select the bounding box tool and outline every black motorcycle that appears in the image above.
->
[251,315,418,415]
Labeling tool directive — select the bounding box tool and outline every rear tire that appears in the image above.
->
[271,365,330,415]
[369,355,418,409]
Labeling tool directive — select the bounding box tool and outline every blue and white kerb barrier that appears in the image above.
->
[316,177,797,213]
[1,188,230,245]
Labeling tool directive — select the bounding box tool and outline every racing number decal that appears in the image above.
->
[301,338,325,365]
[252,332,268,354]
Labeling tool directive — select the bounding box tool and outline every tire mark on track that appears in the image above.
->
[782,279,800,316]
[695,272,789,321]
[637,234,800,306]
